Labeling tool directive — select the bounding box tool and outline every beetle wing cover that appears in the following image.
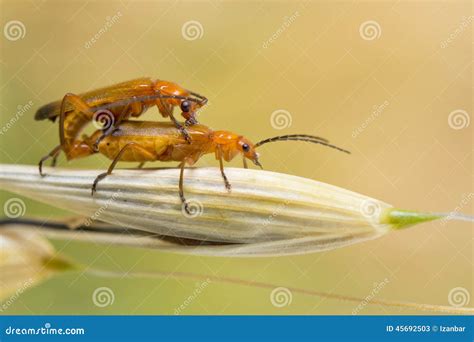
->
[34,78,155,121]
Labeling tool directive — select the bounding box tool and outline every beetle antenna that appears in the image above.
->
[255,134,350,154]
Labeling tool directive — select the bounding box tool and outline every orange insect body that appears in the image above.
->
[34,80,349,214]
[86,121,258,166]
[36,78,207,172]
[35,78,204,125]
[78,120,349,212]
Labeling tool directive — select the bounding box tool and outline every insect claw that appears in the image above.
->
[185,117,198,126]
[91,176,104,195]
[38,162,45,177]
[184,202,191,215]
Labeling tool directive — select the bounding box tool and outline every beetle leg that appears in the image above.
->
[155,93,173,117]
[169,111,192,143]
[158,97,192,144]
[184,116,198,126]
[179,161,192,215]
[39,145,61,176]
[91,142,155,195]
[243,156,248,169]
[217,146,232,191]
[51,154,59,167]
[179,160,198,217]
[92,106,130,152]
[59,93,95,153]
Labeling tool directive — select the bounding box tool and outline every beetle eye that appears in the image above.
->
[180,100,191,112]
[242,143,250,152]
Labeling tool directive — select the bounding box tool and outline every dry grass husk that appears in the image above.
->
[0,164,396,255]
[1,164,468,256]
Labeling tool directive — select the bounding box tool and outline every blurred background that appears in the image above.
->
[0,0,472,314]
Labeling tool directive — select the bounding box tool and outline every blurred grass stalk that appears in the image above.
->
[1,228,472,314]
[0,229,76,306]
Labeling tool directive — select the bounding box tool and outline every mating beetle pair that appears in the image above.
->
[36,77,349,213]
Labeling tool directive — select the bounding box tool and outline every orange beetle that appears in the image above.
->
[36,78,207,174]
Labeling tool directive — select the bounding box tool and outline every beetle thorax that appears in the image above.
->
[213,131,240,162]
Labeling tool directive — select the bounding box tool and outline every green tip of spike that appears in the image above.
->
[380,208,445,230]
